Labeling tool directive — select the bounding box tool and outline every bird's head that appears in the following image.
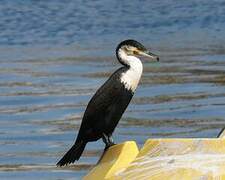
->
[116,39,159,66]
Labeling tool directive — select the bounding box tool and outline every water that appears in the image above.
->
[0,1,225,179]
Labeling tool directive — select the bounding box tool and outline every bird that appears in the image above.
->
[57,39,159,166]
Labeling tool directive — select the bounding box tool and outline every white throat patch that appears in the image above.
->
[118,49,143,92]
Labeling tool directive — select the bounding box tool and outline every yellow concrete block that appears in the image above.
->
[83,141,139,180]
[116,139,225,179]
[85,129,225,180]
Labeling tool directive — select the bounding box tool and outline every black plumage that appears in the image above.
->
[57,67,133,166]
[57,40,159,166]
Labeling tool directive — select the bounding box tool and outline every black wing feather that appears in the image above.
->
[76,67,133,141]
[57,67,134,166]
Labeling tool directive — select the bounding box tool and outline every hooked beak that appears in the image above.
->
[138,50,159,61]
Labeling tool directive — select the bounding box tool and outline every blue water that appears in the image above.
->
[1,0,225,47]
[0,1,225,179]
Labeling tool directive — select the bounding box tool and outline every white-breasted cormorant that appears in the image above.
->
[57,39,159,166]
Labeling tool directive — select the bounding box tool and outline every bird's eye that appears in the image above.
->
[123,46,139,55]
[133,50,138,55]
[133,49,139,55]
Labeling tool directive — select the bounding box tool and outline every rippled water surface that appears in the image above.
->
[0,1,225,179]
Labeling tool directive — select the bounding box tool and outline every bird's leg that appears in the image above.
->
[107,134,115,146]
[102,133,109,146]
[102,133,115,149]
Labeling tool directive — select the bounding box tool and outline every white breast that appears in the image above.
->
[119,50,143,92]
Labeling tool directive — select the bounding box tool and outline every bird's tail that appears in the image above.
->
[57,141,86,166]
